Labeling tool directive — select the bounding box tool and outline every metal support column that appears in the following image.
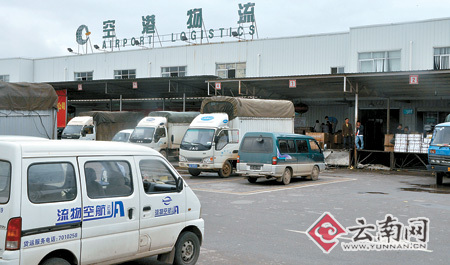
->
[109,99,112,111]
[183,93,186,112]
[354,83,359,168]
[387,98,391,134]
[162,98,165,111]
[119,95,122,111]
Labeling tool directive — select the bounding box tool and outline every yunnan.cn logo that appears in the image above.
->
[306,212,347,253]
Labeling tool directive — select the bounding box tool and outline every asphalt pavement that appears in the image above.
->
[124,167,450,265]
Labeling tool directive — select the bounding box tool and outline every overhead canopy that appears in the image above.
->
[0,81,57,110]
[201,96,295,120]
[148,111,200,123]
[78,111,144,125]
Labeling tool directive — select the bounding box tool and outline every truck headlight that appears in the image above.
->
[179,155,187,162]
[202,157,214,164]
[430,159,435,163]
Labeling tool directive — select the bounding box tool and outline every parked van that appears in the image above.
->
[112,129,134,142]
[0,137,204,265]
[237,132,326,185]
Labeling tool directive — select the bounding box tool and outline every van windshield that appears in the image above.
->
[240,136,273,153]
[129,127,155,143]
[180,129,215,151]
[0,161,11,204]
[431,126,450,146]
[62,125,82,135]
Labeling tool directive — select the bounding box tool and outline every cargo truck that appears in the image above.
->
[129,111,199,158]
[179,96,295,177]
[61,111,144,141]
[427,120,450,185]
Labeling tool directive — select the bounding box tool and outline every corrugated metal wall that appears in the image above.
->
[0,110,57,139]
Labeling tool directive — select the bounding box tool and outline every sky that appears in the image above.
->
[1,0,450,59]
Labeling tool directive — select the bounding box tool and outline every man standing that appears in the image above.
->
[342,118,353,150]
[325,116,338,133]
[355,121,364,150]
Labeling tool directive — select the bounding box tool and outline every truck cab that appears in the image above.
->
[61,116,95,140]
[129,117,168,153]
[427,121,450,185]
[179,113,239,178]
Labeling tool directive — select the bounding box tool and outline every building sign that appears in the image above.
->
[403,109,414,115]
[409,75,419,84]
[77,84,82,91]
[289,80,297,88]
[215,82,221,90]
[75,3,257,50]
[56,90,67,128]
[132,82,138,89]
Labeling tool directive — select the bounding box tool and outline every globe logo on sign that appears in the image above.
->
[146,118,155,122]
[201,116,214,121]
[223,119,228,124]
[162,196,172,206]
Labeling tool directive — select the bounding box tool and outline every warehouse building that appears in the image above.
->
[0,17,449,150]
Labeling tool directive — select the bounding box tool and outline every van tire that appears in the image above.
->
[42,257,71,265]
[188,168,201,176]
[218,161,232,178]
[281,168,292,185]
[248,177,258,183]
[436,172,444,185]
[173,231,200,265]
[309,166,320,181]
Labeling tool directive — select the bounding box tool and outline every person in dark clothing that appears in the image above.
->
[395,124,404,134]
[355,121,364,150]
[342,118,353,150]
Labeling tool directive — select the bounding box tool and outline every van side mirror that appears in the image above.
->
[171,135,174,142]
[177,178,184,192]
[214,135,219,144]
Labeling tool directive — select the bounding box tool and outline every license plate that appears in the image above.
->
[188,164,198,168]
[250,165,261,170]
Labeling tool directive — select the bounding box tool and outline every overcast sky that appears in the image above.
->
[1,0,450,59]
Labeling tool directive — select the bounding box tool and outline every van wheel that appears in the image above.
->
[309,166,320,181]
[218,161,232,178]
[436,172,444,185]
[160,150,167,158]
[188,168,201,176]
[174,231,200,265]
[248,177,258,183]
[42,257,71,265]
[281,168,292,185]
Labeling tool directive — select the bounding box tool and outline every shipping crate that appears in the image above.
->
[306,132,330,143]
[334,134,342,144]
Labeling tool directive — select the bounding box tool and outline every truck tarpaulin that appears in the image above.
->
[79,111,145,141]
[148,111,200,123]
[201,96,295,120]
[0,81,57,110]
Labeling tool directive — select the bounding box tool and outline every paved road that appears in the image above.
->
[125,167,450,265]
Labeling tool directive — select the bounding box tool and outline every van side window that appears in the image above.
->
[0,161,11,204]
[139,159,178,194]
[84,161,133,198]
[279,139,296,153]
[296,140,309,153]
[28,162,77,203]
[309,140,322,153]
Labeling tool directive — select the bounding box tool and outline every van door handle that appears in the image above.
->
[128,208,134,220]
[143,206,151,211]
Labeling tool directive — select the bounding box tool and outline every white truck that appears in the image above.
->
[179,96,295,177]
[129,111,199,158]
[61,111,144,141]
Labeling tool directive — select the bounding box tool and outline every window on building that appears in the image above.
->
[161,66,186,77]
[74,71,93,81]
[434,47,450,70]
[114,69,136,79]
[0,75,10,82]
[216,63,246,78]
[358,51,401,72]
[331,67,345,74]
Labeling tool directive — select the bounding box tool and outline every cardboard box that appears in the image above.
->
[334,134,342,144]
[384,134,394,147]
[306,132,330,143]
[384,146,394,152]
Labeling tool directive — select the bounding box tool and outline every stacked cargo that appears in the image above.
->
[407,134,422,153]
[394,134,408,152]
[421,134,432,153]
[384,134,394,152]
[305,132,331,149]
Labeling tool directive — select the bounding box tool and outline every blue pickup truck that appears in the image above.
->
[427,114,450,185]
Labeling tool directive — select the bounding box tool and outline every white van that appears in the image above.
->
[0,137,204,265]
